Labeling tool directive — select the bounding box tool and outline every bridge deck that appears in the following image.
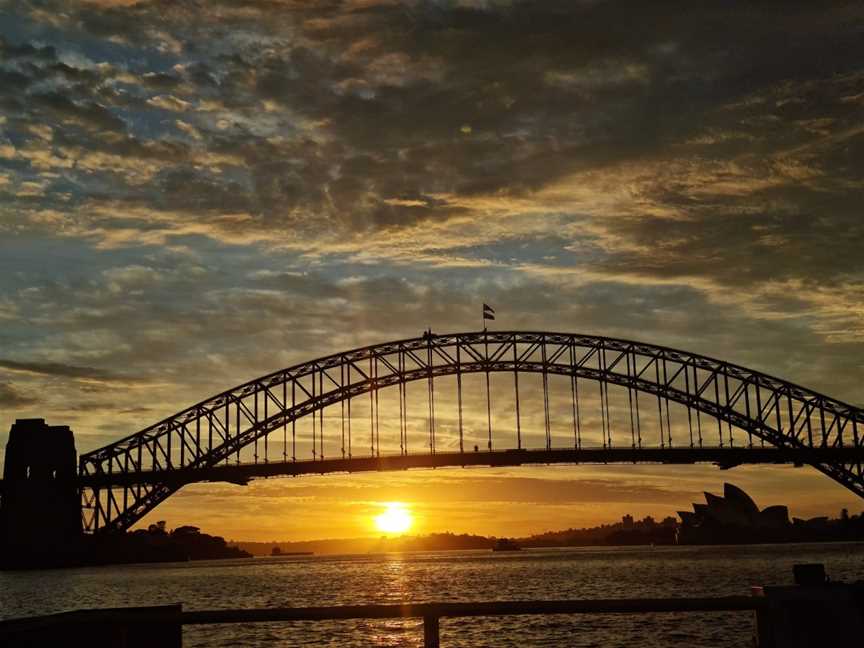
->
[76,447,864,488]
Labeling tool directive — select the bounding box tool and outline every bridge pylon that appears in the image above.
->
[0,419,82,568]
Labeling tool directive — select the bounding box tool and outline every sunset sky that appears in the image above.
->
[1,1,863,541]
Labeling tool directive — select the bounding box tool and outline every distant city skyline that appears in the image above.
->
[2,2,863,541]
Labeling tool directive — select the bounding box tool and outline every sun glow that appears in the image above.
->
[374,502,413,534]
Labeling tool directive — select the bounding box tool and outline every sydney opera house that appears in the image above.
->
[677,483,791,544]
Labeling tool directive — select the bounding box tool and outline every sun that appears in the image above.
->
[374,502,413,534]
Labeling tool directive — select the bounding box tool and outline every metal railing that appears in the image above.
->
[0,596,763,647]
[186,597,762,646]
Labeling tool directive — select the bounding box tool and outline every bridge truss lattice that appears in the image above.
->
[78,331,864,533]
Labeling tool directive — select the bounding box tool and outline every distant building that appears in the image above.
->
[677,483,790,544]
[792,516,829,532]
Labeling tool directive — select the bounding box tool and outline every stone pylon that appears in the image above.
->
[0,419,82,568]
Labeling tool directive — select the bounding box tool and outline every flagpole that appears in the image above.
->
[482,303,495,331]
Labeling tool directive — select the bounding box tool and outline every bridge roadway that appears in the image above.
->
[76,446,864,489]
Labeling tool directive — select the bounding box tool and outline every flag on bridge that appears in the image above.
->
[483,303,495,321]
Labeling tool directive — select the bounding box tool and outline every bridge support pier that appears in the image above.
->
[0,419,82,569]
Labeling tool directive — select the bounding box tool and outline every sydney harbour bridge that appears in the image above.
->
[2,330,864,542]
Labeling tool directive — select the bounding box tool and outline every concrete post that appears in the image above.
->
[753,566,864,647]
[423,616,440,648]
[0,604,182,647]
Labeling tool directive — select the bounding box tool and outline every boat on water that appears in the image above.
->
[492,538,521,552]
[270,547,314,557]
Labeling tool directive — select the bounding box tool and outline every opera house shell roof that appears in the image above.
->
[678,483,789,530]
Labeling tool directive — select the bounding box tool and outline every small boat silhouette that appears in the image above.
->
[492,538,521,552]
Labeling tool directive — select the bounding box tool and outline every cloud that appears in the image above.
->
[237,474,698,506]
[28,92,126,132]
[3,2,861,298]
[0,382,38,407]
[0,358,128,382]
[146,94,192,112]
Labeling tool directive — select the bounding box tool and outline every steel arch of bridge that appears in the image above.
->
[79,331,864,534]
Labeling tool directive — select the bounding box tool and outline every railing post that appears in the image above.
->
[752,565,864,647]
[423,615,440,648]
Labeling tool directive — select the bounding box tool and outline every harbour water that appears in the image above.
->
[1,543,862,647]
